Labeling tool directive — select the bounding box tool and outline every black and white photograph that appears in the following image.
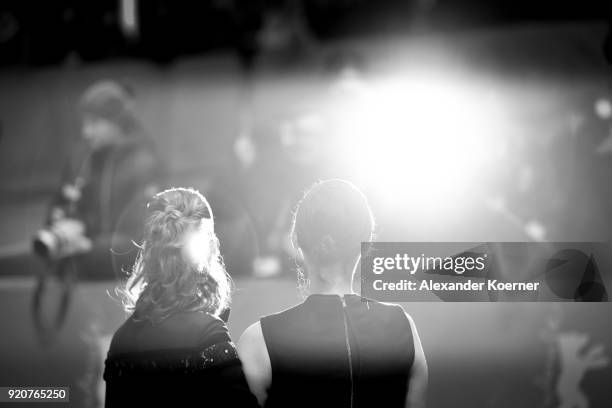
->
[0,0,611,407]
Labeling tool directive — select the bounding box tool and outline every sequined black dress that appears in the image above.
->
[104,311,258,407]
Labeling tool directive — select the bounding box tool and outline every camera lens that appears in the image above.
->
[32,229,59,259]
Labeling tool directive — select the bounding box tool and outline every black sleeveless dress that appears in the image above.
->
[260,294,415,408]
[104,311,257,407]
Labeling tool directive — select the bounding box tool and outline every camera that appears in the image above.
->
[32,219,92,260]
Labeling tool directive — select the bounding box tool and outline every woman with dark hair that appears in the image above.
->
[238,179,428,408]
[104,187,257,407]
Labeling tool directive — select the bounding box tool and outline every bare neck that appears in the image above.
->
[307,264,355,296]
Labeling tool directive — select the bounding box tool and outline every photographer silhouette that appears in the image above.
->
[32,80,163,340]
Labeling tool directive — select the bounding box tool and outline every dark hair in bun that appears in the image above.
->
[292,179,375,267]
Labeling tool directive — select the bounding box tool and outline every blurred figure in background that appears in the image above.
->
[31,79,163,338]
[238,179,428,408]
[104,187,257,407]
[34,79,163,277]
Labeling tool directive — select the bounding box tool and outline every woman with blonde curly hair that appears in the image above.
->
[104,187,257,407]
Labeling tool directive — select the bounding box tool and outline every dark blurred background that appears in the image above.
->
[1,1,612,407]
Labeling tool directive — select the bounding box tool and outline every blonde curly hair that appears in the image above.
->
[121,187,231,324]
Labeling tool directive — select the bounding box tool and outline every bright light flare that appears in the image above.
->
[183,219,215,272]
[334,73,507,214]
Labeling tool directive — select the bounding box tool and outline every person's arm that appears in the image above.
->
[46,145,88,224]
[237,321,272,406]
[405,312,428,408]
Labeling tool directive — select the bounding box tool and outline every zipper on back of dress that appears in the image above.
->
[341,295,354,408]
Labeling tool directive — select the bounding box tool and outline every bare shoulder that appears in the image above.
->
[237,321,268,364]
[401,309,424,349]
[376,301,417,329]
[401,309,417,328]
[237,321,272,405]
[239,321,264,347]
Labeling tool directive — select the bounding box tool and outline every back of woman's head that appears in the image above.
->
[293,179,375,266]
[122,187,231,323]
